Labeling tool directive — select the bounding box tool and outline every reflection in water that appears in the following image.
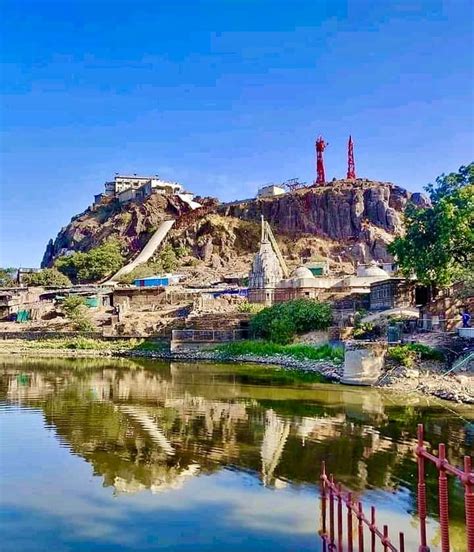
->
[0,356,472,551]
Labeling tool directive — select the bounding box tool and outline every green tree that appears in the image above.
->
[61,295,94,331]
[425,163,474,203]
[24,268,72,287]
[389,164,474,287]
[56,240,124,283]
[0,268,16,287]
[159,244,178,272]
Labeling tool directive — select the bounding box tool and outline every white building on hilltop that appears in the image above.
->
[94,174,199,207]
[257,184,286,198]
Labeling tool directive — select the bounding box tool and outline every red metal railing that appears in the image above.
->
[320,461,405,551]
[416,423,474,552]
[320,424,474,552]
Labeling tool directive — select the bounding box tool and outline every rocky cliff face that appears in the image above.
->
[41,193,199,268]
[42,179,429,276]
[221,179,428,239]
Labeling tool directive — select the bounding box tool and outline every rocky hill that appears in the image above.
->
[42,179,429,282]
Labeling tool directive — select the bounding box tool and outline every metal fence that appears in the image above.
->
[416,424,474,552]
[319,424,474,552]
[320,462,405,551]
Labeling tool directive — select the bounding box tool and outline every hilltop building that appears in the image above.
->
[257,185,286,198]
[94,174,196,206]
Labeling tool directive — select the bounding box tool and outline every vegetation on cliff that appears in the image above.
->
[117,244,189,283]
[390,163,474,287]
[55,239,124,283]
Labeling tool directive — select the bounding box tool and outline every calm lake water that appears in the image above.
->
[0,356,472,552]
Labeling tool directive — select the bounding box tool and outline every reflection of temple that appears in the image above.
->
[0,360,470,510]
[261,409,290,486]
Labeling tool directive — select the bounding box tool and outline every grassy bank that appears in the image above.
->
[0,337,167,352]
[215,340,344,363]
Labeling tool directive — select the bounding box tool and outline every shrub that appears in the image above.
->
[23,268,71,287]
[388,343,444,368]
[175,245,190,259]
[250,299,332,344]
[387,345,417,368]
[65,337,103,349]
[55,239,124,283]
[159,244,178,272]
[237,301,264,314]
[118,261,163,284]
[61,296,94,331]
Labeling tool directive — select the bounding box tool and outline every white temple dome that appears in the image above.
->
[292,266,315,279]
[356,261,389,277]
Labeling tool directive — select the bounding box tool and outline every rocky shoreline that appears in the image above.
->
[1,344,472,404]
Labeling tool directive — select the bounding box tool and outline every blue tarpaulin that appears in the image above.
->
[134,277,170,287]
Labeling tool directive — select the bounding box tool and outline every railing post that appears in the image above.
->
[347,492,353,552]
[383,525,389,552]
[357,502,364,552]
[321,463,327,543]
[399,532,405,552]
[337,483,343,552]
[370,506,376,552]
[329,475,335,548]
[465,456,474,552]
[417,424,430,552]
[438,443,450,552]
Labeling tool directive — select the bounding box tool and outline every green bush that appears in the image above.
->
[23,268,71,287]
[118,261,163,284]
[61,296,94,331]
[65,337,103,349]
[387,345,417,368]
[405,343,445,361]
[0,268,17,287]
[159,244,178,271]
[388,343,444,368]
[216,340,344,363]
[250,299,332,344]
[55,239,124,283]
[237,301,264,314]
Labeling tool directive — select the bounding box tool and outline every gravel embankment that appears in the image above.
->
[376,363,474,404]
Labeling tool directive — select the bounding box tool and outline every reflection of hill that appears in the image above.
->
[0,360,470,524]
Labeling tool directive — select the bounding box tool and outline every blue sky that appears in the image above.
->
[1,0,473,267]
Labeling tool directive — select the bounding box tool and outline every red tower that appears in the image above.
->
[315,136,327,184]
[347,135,356,179]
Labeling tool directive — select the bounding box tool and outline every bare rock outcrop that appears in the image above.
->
[220,179,428,240]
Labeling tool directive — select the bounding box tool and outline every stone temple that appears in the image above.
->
[248,221,283,305]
